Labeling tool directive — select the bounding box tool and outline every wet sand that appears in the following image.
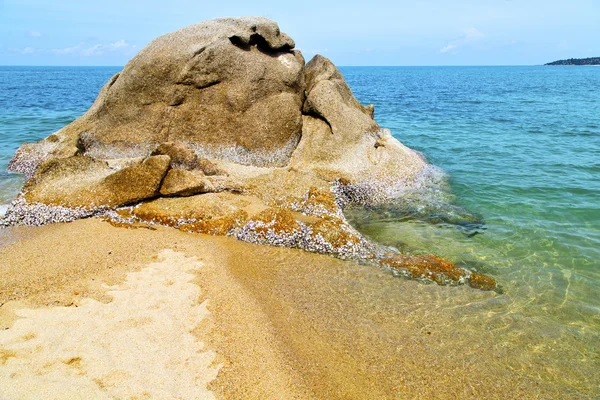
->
[0,219,597,399]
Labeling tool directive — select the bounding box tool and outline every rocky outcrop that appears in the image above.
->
[8,17,427,204]
[11,17,306,168]
[2,17,498,291]
[290,55,428,196]
[151,142,200,170]
[22,155,170,209]
[159,169,213,197]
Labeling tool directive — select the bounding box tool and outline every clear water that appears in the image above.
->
[340,66,600,329]
[0,65,599,393]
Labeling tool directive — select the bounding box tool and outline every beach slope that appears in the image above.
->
[1,219,592,399]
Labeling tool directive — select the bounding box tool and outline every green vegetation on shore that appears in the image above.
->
[545,57,600,66]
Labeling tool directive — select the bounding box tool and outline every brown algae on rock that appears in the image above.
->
[381,254,498,291]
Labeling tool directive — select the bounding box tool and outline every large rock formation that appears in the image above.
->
[10,17,306,169]
[290,55,427,188]
[21,155,170,208]
[8,16,426,195]
[2,17,497,291]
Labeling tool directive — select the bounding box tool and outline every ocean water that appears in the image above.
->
[342,66,600,321]
[342,66,600,394]
[1,65,599,394]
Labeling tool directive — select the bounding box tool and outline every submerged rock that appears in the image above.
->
[468,273,498,291]
[381,254,497,291]
[2,16,497,291]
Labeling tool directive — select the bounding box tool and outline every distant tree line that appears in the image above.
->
[545,57,600,66]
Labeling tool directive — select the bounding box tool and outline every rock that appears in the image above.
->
[151,142,199,170]
[159,169,213,197]
[380,253,497,290]
[178,210,247,236]
[13,17,305,168]
[468,273,497,291]
[244,168,332,209]
[205,175,245,193]
[301,186,339,216]
[381,254,469,285]
[197,158,227,176]
[302,55,378,127]
[21,155,113,207]
[245,207,301,236]
[289,56,428,203]
[234,206,372,259]
[236,207,304,247]
[131,192,262,235]
[100,155,171,206]
[23,155,170,209]
[7,137,63,179]
[0,197,95,227]
[308,216,361,250]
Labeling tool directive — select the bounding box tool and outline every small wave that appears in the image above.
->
[571,130,598,137]
[348,162,485,236]
[0,204,8,217]
[392,163,449,196]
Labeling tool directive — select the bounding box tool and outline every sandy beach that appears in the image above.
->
[1,248,218,399]
[1,218,596,399]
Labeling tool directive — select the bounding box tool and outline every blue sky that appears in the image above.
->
[1,0,599,66]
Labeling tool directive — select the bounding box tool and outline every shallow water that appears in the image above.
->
[341,66,600,328]
[341,66,600,394]
[0,65,599,395]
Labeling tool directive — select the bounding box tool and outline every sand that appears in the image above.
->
[0,218,597,399]
[0,249,219,399]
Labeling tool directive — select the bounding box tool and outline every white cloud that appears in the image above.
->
[29,31,42,37]
[440,44,457,54]
[440,28,485,54]
[81,44,104,56]
[108,40,128,49]
[52,40,134,57]
[9,47,35,55]
[51,43,84,55]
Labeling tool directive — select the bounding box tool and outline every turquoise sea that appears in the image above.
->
[1,66,599,394]
[343,66,600,320]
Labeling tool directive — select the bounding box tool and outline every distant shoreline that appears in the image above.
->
[545,57,600,66]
